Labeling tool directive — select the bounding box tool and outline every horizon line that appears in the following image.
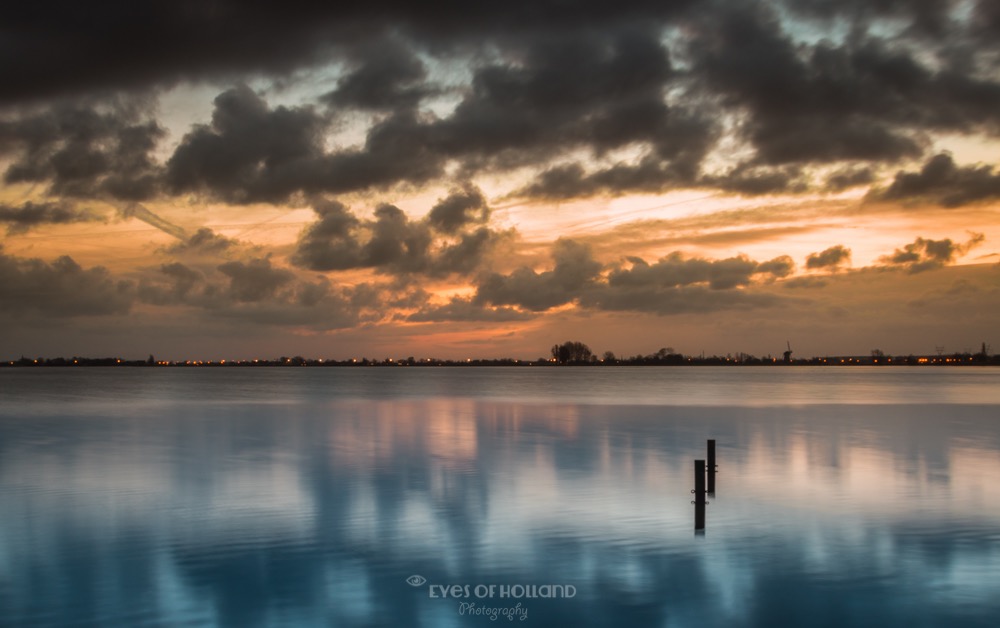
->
[3,351,997,367]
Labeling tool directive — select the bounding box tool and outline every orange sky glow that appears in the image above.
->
[2,2,999,360]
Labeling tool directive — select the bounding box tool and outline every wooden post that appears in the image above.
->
[694,459,707,532]
[707,439,716,494]
[693,459,706,505]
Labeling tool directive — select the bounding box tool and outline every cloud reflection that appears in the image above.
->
[1,399,999,626]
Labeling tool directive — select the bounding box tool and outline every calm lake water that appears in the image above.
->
[1,367,999,627]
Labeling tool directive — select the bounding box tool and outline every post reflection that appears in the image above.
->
[1,400,999,626]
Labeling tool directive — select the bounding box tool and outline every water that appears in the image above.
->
[1,367,999,627]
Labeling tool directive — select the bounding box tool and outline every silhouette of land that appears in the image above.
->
[3,341,997,367]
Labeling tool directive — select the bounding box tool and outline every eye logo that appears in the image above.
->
[406,575,427,587]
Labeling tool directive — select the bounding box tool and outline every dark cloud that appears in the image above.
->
[217,257,295,303]
[161,24,712,204]
[319,111,446,193]
[406,297,533,322]
[0,3,341,104]
[474,239,603,311]
[873,153,1000,207]
[197,23,707,205]
[433,227,504,275]
[806,245,852,270]
[578,252,791,314]
[473,242,798,315]
[513,164,597,200]
[0,100,164,201]
[607,252,786,290]
[974,0,1000,38]
[293,188,501,276]
[0,247,133,316]
[783,0,959,39]
[4,0,1000,208]
[297,25,717,203]
[323,38,430,111]
[512,152,708,200]
[704,164,809,196]
[689,3,1000,168]
[880,233,984,273]
[166,85,327,203]
[757,255,796,278]
[753,114,924,166]
[136,263,203,306]
[0,1,700,105]
[166,87,446,202]
[0,201,101,234]
[291,199,363,271]
[825,166,875,192]
[136,258,383,330]
[429,26,717,175]
[458,26,674,151]
[358,204,432,270]
[426,185,488,233]
[206,274,385,329]
[691,7,913,164]
[4,0,999,223]
[165,228,237,255]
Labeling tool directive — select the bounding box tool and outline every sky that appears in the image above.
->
[1,0,999,361]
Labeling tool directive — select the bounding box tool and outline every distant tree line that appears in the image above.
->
[3,343,998,367]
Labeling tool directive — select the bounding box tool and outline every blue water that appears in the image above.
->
[1,367,999,627]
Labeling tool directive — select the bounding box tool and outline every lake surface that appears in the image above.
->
[1,367,999,627]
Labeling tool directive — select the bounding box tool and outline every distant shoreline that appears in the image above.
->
[3,355,998,368]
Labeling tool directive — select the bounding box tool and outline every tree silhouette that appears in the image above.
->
[551,341,593,364]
